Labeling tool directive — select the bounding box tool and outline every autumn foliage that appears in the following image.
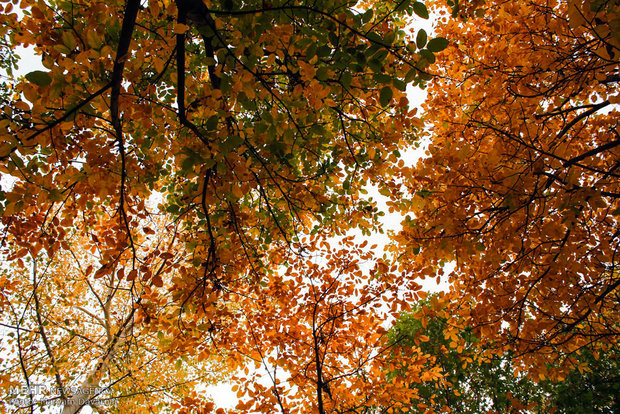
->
[224,234,438,413]
[0,0,446,410]
[394,0,620,376]
[0,0,435,309]
[1,0,619,410]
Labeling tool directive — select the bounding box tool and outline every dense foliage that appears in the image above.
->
[0,0,618,411]
[0,0,442,411]
[389,298,620,413]
[393,0,620,376]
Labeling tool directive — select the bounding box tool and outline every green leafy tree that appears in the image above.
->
[541,347,620,414]
[387,297,547,413]
[386,297,620,413]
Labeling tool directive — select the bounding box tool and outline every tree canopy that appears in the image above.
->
[1,0,619,411]
[393,0,620,377]
[388,297,620,413]
[0,0,435,298]
[0,0,444,411]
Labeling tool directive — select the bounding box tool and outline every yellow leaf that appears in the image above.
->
[173,23,190,34]
[0,143,14,158]
[86,30,102,49]
[232,185,244,199]
[567,1,586,28]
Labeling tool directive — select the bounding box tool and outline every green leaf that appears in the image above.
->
[53,44,71,55]
[420,71,433,81]
[317,45,331,57]
[341,72,352,88]
[305,43,317,59]
[368,58,383,73]
[374,73,391,84]
[416,29,427,49]
[62,31,76,50]
[590,0,607,12]
[25,71,52,87]
[413,2,429,18]
[367,32,383,44]
[10,154,24,169]
[362,9,374,23]
[365,44,381,58]
[395,0,411,12]
[393,78,407,91]
[221,135,244,153]
[427,37,449,53]
[204,158,216,170]
[416,189,432,198]
[328,31,339,47]
[181,154,198,173]
[420,49,436,64]
[405,67,418,83]
[316,66,329,81]
[379,86,393,106]
[206,115,219,130]
[47,188,64,202]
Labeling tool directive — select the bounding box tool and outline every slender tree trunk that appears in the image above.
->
[61,312,134,414]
